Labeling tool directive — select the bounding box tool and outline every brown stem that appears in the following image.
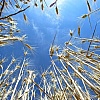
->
[32,81,52,100]
[0,0,5,16]
[86,22,97,56]
[0,6,30,20]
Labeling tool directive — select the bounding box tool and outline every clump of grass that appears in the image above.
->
[47,35,100,100]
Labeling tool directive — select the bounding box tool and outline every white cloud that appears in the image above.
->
[32,22,39,33]
[32,21,44,44]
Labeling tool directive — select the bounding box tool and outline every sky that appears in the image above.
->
[1,0,100,72]
[0,1,100,99]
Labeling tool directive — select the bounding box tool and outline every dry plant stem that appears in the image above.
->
[2,58,14,80]
[0,68,16,89]
[52,63,63,90]
[86,72,100,86]
[0,65,3,75]
[30,81,35,100]
[0,36,21,41]
[86,22,97,56]
[82,79,90,99]
[75,37,100,43]
[0,0,5,16]
[11,58,26,100]
[73,43,100,61]
[66,47,100,72]
[43,77,48,100]
[60,55,100,94]
[51,59,82,99]
[0,6,30,20]
[89,7,100,16]
[23,71,33,100]
[68,62,100,94]
[60,60,85,100]
[17,81,35,99]
[72,44,99,65]
[50,57,73,92]
[32,81,52,100]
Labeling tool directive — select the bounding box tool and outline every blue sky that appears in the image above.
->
[0,1,100,99]
[1,0,100,71]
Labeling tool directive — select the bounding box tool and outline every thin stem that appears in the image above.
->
[0,6,30,20]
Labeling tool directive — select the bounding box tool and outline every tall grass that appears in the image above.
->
[0,0,100,100]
